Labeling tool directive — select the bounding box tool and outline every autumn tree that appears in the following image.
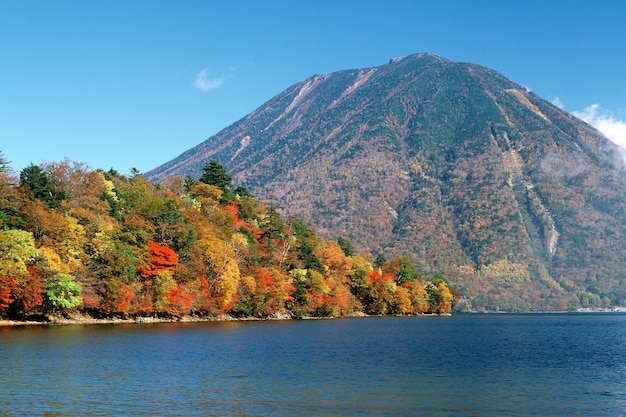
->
[348,254,373,305]
[102,240,180,316]
[22,200,86,275]
[0,229,39,280]
[0,157,455,320]
[404,281,430,313]
[239,267,293,317]
[140,241,178,277]
[288,268,334,317]
[10,266,45,315]
[425,274,454,314]
[197,234,240,312]
[0,229,41,316]
[364,270,396,315]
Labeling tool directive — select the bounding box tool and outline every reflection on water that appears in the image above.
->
[1,314,625,416]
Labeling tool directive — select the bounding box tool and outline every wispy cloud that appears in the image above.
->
[572,104,626,149]
[551,96,564,109]
[194,68,228,92]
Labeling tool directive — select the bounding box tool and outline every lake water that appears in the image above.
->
[1,313,625,416]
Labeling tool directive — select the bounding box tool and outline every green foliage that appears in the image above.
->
[292,219,323,272]
[373,253,386,269]
[199,161,232,196]
[396,255,421,284]
[337,237,355,257]
[20,164,65,208]
[92,239,137,284]
[0,186,27,231]
[0,151,12,174]
[234,185,252,199]
[425,275,453,314]
[45,273,82,311]
[261,203,285,239]
[183,175,196,194]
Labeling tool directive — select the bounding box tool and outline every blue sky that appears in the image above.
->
[1,0,625,175]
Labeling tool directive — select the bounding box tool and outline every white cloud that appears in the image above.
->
[194,68,227,92]
[551,96,564,109]
[573,104,626,149]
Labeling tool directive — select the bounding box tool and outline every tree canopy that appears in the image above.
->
[199,161,233,194]
[0,156,455,320]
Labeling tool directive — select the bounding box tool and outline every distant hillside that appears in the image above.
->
[146,53,626,311]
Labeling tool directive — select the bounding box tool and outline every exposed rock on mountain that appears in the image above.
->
[147,53,626,311]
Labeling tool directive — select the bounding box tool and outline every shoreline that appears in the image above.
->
[0,312,368,327]
[0,311,458,327]
[3,309,624,327]
[0,314,298,327]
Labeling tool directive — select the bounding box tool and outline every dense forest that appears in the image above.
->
[0,153,454,321]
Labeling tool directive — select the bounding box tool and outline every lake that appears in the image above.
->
[1,313,625,416]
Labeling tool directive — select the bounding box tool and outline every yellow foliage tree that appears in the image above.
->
[155,271,178,314]
[391,285,412,314]
[198,235,240,310]
[0,229,39,279]
[316,241,353,283]
[425,278,454,314]
[405,281,430,313]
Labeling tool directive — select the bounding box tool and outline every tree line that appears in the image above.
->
[0,153,455,320]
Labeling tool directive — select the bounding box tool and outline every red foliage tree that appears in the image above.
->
[138,241,178,279]
[365,270,396,314]
[163,283,194,316]
[0,277,18,312]
[14,266,45,313]
[0,267,45,315]
[103,280,135,316]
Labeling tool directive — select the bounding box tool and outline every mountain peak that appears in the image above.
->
[146,54,626,312]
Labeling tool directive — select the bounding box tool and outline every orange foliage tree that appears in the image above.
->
[139,241,178,279]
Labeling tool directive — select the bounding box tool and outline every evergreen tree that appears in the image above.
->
[183,175,197,194]
[292,219,323,272]
[0,151,11,174]
[374,253,387,269]
[0,152,25,229]
[199,161,232,193]
[337,236,355,257]
[234,185,252,199]
[20,164,65,208]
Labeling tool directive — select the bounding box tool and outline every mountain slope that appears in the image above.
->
[147,53,626,311]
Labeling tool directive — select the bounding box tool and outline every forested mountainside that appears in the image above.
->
[147,53,626,311]
[0,156,453,321]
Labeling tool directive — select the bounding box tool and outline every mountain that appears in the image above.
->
[146,53,626,311]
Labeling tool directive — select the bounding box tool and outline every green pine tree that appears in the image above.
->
[199,161,232,193]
